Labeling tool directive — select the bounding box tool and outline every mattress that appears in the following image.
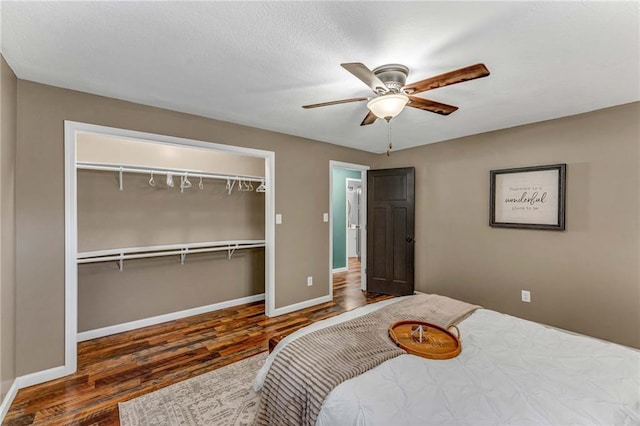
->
[255,298,640,426]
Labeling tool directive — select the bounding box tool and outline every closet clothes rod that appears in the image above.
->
[76,162,265,183]
[77,240,266,271]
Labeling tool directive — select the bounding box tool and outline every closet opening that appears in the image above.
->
[329,161,368,303]
[64,121,275,375]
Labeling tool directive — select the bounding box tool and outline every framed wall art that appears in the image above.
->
[490,164,566,230]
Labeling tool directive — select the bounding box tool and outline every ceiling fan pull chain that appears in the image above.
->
[386,119,393,156]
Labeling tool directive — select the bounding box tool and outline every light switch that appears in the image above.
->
[323,213,329,222]
[275,214,282,224]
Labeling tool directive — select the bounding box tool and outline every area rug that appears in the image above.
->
[119,352,267,426]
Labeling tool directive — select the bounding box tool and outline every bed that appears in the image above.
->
[253,294,640,426]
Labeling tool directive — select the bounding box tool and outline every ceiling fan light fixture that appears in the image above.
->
[367,93,409,120]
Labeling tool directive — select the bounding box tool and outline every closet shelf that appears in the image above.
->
[76,162,265,182]
[77,161,267,194]
[77,240,265,271]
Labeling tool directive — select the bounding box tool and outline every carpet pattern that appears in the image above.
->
[119,352,267,426]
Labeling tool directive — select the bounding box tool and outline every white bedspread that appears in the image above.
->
[256,299,640,426]
[317,309,640,426]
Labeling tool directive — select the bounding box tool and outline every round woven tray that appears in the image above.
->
[388,320,461,360]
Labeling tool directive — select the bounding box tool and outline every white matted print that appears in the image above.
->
[490,164,566,230]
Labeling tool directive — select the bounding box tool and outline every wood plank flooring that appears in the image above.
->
[4,258,392,425]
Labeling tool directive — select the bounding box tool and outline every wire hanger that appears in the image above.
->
[180,173,192,193]
[199,176,204,190]
[166,172,174,188]
[256,179,266,193]
[226,177,236,195]
[149,171,156,187]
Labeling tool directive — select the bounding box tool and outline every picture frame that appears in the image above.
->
[490,164,566,230]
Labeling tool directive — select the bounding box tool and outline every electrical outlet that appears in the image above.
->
[275,214,282,224]
[521,290,531,303]
[307,276,313,286]
[323,213,329,222]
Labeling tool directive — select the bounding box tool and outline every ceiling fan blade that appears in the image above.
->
[407,96,459,115]
[302,97,369,109]
[360,111,377,126]
[341,63,388,93]
[403,63,490,95]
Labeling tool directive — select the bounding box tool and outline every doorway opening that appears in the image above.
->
[329,161,368,301]
[345,177,362,272]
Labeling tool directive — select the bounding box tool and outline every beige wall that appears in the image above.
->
[376,102,640,348]
[77,133,265,177]
[12,75,638,378]
[15,80,376,375]
[78,249,264,331]
[1,56,17,399]
[77,168,265,331]
[78,170,265,252]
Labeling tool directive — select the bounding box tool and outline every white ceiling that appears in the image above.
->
[1,2,638,153]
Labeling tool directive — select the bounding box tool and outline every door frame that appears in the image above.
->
[64,121,276,376]
[329,161,369,295]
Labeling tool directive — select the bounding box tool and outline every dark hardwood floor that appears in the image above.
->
[4,258,391,425]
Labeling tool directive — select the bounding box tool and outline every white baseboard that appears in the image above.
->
[271,294,332,316]
[0,292,268,416]
[77,293,265,342]
[0,380,18,423]
[332,267,348,273]
[16,364,72,389]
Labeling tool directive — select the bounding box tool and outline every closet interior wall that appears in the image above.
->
[77,134,266,333]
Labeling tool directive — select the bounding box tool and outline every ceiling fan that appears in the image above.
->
[302,62,490,125]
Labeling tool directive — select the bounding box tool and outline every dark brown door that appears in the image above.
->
[366,167,415,296]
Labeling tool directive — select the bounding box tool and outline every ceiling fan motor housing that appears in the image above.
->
[372,64,409,93]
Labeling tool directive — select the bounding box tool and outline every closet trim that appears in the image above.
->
[63,121,276,379]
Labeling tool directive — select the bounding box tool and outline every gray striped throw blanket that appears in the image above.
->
[254,294,480,426]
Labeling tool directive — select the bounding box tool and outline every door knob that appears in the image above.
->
[406,237,414,243]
